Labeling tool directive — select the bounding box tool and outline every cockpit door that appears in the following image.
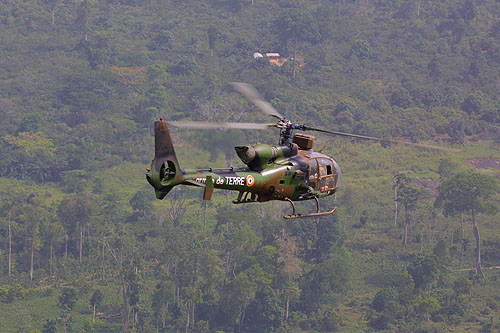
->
[307,158,319,189]
[317,158,336,190]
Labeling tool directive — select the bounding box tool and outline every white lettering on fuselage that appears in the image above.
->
[226,176,245,186]
[195,176,246,186]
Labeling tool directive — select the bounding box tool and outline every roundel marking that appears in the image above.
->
[246,175,255,187]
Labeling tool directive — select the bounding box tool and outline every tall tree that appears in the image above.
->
[18,202,45,286]
[434,173,497,277]
[275,8,319,81]
[90,290,103,323]
[207,25,218,56]
[0,189,22,282]
[275,233,302,322]
[58,287,78,333]
[75,0,94,41]
[43,0,61,27]
[393,174,421,245]
[58,193,94,265]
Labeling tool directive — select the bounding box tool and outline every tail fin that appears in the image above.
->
[147,120,183,199]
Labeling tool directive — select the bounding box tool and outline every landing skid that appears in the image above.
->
[232,191,257,204]
[283,196,337,220]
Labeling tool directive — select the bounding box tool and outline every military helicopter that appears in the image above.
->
[146,83,454,219]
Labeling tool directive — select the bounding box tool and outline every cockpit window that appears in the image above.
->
[317,158,334,177]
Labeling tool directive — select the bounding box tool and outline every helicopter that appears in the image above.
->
[146,83,455,219]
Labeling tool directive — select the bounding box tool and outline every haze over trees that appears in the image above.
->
[0,0,500,331]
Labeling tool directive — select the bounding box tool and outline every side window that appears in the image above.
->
[318,158,334,177]
[308,159,318,187]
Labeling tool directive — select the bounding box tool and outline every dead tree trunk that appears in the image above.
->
[292,39,297,82]
[185,302,190,333]
[101,240,106,281]
[460,214,465,262]
[50,240,53,276]
[106,240,129,331]
[471,210,485,278]
[393,187,398,227]
[30,237,35,285]
[8,211,12,282]
[79,225,83,265]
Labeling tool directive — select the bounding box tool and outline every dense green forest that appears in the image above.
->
[1,0,500,332]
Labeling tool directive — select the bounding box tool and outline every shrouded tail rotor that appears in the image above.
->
[147,119,184,199]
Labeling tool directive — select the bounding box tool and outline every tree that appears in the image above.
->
[244,286,284,332]
[301,246,351,313]
[59,287,78,333]
[393,174,421,245]
[407,255,439,290]
[390,88,412,108]
[416,296,441,322]
[75,0,94,41]
[17,202,45,286]
[0,188,25,282]
[152,280,175,331]
[90,290,103,322]
[469,61,480,78]
[59,287,77,311]
[459,0,476,22]
[42,319,57,333]
[105,236,131,331]
[438,159,459,179]
[222,272,258,332]
[461,91,484,115]
[435,173,498,277]
[207,25,218,56]
[275,233,302,322]
[129,189,153,219]
[427,57,441,79]
[445,119,466,145]
[2,132,58,181]
[58,193,94,265]
[275,9,319,81]
[42,0,61,27]
[351,40,373,59]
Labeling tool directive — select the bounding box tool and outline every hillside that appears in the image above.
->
[1,0,500,332]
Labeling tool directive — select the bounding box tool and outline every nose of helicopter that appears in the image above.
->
[332,159,342,188]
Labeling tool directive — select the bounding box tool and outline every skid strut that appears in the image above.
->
[283,196,337,219]
[232,191,257,204]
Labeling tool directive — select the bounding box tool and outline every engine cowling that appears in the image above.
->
[235,143,298,171]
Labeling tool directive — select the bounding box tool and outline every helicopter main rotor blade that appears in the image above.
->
[229,82,284,119]
[169,121,275,130]
[305,127,460,152]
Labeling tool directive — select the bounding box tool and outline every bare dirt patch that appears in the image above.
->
[465,158,500,170]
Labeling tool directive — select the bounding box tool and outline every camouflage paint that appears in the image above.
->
[147,120,341,204]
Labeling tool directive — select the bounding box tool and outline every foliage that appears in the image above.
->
[435,173,498,217]
[1,0,500,331]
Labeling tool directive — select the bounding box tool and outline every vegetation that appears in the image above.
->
[1,0,500,332]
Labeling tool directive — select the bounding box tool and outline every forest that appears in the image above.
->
[1,0,500,332]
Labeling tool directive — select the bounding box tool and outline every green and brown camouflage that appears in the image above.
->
[147,120,341,218]
[147,83,454,218]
